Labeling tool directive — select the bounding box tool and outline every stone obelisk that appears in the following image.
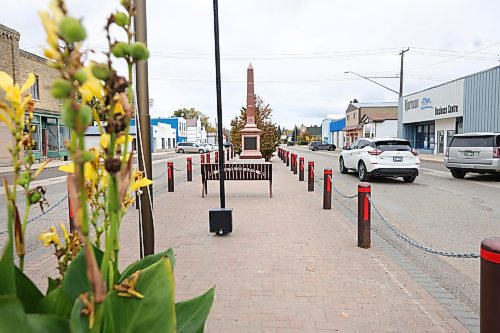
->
[239,63,262,159]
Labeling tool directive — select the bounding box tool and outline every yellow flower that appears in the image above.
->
[39,226,60,247]
[80,66,104,103]
[129,177,153,191]
[38,9,59,49]
[99,133,110,149]
[59,163,75,173]
[60,223,70,244]
[116,134,132,146]
[44,46,61,61]
[113,101,125,116]
[0,72,35,109]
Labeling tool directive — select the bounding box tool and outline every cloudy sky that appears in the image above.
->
[3,0,500,129]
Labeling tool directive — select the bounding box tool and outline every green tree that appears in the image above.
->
[173,107,216,132]
[230,95,278,161]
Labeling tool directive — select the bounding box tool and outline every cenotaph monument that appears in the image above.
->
[239,63,263,160]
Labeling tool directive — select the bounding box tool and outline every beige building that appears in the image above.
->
[342,102,398,146]
[0,24,68,165]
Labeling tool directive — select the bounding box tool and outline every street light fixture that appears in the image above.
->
[344,71,400,96]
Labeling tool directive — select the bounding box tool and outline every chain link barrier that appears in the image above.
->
[152,169,168,180]
[0,194,69,236]
[366,194,479,259]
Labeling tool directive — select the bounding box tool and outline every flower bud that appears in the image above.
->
[79,104,93,128]
[129,42,150,61]
[114,12,129,27]
[91,64,110,81]
[74,69,88,84]
[62,101,77,129]
[59,17,87,43]
[111,42,130,58]
[29,191,42,204]
[80,150,96,163]
[17,171,30,187]
[51,79,73,98]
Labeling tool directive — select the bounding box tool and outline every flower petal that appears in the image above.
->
[59,163,75,173]
[129,177,153,191]
[0,71,13,91]
[99,133,110,149]
[34,159,51,178]
[20,73,35,94]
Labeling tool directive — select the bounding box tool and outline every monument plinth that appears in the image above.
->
[239,63,263,160]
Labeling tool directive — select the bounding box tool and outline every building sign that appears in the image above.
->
[401,78,464,124]
[179,131,186,137]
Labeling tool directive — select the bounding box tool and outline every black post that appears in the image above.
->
[481,237,500,332]
[357,183,371,248]
[299,157,304,181]
[187,157,192,182]
[167,162,174,192]
[212,0,226,208]
[323,168,332,210]
[134,0,154,256]
[226,148,230,161]
[290,153,294,172]
[308,161,314,191]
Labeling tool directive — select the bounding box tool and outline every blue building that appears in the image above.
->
[130,116,187,145]
[322,117,346,148]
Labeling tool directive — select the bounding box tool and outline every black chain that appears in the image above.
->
[153,169,168,180]
[367,194,479,259]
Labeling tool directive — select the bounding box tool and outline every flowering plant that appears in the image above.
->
[0,1,214,332]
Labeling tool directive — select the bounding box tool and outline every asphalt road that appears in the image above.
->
[283,145,500,315]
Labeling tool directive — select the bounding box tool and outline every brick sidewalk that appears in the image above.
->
[116,157,467,332]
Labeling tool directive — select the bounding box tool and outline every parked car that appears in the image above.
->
[308,141,336,151]
[444,132,500,179]
[175,142,209,154]
[204,143,214,152]
[286,141,295,146]
[339,138,420,183]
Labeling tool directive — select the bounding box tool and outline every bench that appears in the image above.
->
[201,163,272,198]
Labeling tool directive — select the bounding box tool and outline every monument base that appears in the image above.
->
[239,150,262,160]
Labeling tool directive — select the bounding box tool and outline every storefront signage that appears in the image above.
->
[401,78,464,124]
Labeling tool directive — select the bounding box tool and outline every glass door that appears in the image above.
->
[437,130,444,154]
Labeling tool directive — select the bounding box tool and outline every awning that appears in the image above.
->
[342,124,361,131]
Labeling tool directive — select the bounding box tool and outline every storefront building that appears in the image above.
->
[398,65,500,154]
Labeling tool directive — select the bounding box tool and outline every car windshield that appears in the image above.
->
[450,135,494,147]
[375,140,412,152]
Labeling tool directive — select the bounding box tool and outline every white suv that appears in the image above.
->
[339,138,420,183]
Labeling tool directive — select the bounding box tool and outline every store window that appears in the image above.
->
[415,123,435,150]
[31,124,40,150]
[47,118,58,151]
[456,117,464,134]
[59,126,70,149]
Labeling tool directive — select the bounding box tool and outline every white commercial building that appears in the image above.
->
[152,123,176,151]
[186,118,207,143]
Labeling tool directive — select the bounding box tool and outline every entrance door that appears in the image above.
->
[42,128,47,157]
[437,130,444,154]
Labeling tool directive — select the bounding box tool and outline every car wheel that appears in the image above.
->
[358,161,370,182]
[312,147,319,151]
[450,169,466,179]
[198,149,204,154]
[403,176,416,183]
[328,145,335,151]
[339,157,348,174]
[178,148,184,154]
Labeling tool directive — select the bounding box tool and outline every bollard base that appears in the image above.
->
[209,208,233,235]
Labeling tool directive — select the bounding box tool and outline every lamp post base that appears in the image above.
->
[209,208,233,235]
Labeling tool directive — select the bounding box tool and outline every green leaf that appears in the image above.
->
[69,297,90,333]
[0,240,16,296]
[14,266,43,313]
[0,295,69,332]
[104,257,176,333]
[37,286,72,318]
[118,248,175,283]
[62,245,104,304]
[176,288,215,333]
[47,277,59,294]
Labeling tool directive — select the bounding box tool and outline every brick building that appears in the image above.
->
[0,24,68,165]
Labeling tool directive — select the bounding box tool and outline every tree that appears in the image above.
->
[172,107,216,132]
[230,95,278,161]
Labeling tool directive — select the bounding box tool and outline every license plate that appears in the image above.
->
[464,151,474,157]
[393,156,403,162]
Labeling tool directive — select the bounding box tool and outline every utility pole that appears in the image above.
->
[134,0,155,256]
[399,48,409,97]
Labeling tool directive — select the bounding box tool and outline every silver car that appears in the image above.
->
[175,142,208,154]
[444,132,500,178]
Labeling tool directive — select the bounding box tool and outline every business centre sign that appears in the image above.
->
[402,78,464,124]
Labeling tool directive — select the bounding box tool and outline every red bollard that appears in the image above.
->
[215,151,219,163]
[67,184,74,231]
[481,237,500,332]
[357,183,371,249]
[278,148,281,159]
[206,153,211,163]
[282,150,286,163]
[323,169,332,210]
[167,162,174,192]
[308,161,314,191]
[286,151,290,167]
[293,155,298,175]
[290,153,295,172]
[299,157,304,181]
[201,154,205,164]
[187,157,192,182]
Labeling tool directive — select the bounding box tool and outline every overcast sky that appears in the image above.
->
[2,0,500,129]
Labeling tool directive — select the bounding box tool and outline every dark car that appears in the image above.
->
[308,141,336,151]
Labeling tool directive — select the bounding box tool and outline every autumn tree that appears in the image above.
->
[230,95,278,161]
[173,107,216,132]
